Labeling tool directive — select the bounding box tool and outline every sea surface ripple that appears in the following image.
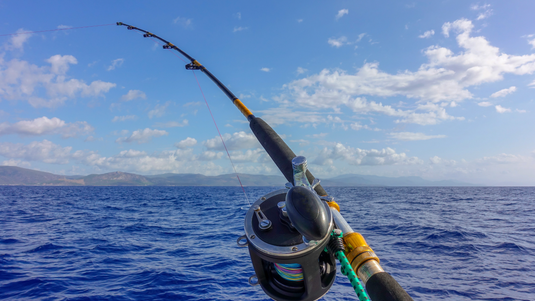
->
[0,186,534,300]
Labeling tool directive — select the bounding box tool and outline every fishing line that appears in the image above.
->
[192,71,251,206]
[0,24,115,37]
[143,28,251,206]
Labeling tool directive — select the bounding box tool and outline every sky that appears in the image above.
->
[1,1,535,185]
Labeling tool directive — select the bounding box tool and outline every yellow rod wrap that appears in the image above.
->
[233,98,253,118]
[327,201,340,212]
[192,60,202,67]
[343,232,368,252]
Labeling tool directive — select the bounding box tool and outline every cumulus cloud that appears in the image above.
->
[121,90,146,101]
[278,18,535,126]
[228,149,266,163]
[476,153,524,164]
[471,4,493,20]
[297,67,308,74]
[525,34,535,49]
[47,55,77,74]
[490,86,516,98]
[477,101,493,107]
[0,140,72,164]
[203,131,261,151]
[312,143,423,166]
[260,68,270,72]
[112,115,137,122]
[418,30,435,39]
[0,117,93,138]
[5,28,32,51]
[107,58,124,71]
[429,156,456,166]
[495,105,511,113]
[153,120,188,128]
[335,9,348,20]
[328,36,348,48]
[0,55,116,108]
[173,16,192,28]
[175,137,197,149]
[389,132,446,141]
[233,26,248,33]
[115,128,168,144]
[148,101,171,119]
[1,159,31,168]
[196,151,224,161]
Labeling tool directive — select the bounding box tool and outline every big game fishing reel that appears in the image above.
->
[238,157,336,301]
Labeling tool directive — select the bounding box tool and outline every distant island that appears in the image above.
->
[0,166,473,187]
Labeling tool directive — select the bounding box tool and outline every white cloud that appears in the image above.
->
[490,86,516,98]
[328,36,348,48]
[47,55,77,74]
[529,80,535,88]
[260,68,270,72]
[153,120,188,128]
[495,105,511,113]
[516,109,527,113]
[121,90,146,101]
[389,132,446,141]
[0,55,116,108]
[418,30,435,39]
[471,4,493,20]
[476,153,524,164]
[107,58,124,71]
[173,16,192,28]
[297,19,303,23]
[1,159,31,168]
[196,151,224,161]
[312,143,423,166]
[0,117,93,138]
[175,137,197,149]
[235,12,241,20]
[525,34,535,49]
[281,18,535,126]
[356,33,366,42]
[429,156,457,166]
[203,131,261,151]
[183,101,202,107]
[233,27,248,33]
[296,67,308,74]
[148,101,171,119]
[228,149,266,163]
[5,28,32,51]
[0,140,72,164]
[335,9,348,20]
[115,128,168,144]
[478,101,493,107]
[112,115,137,122]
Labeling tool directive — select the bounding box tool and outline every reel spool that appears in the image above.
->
[240,187,337,301]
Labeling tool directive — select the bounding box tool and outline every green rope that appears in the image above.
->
[330,231,370,301]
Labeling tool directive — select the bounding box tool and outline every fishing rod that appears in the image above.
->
[118,22,413,301]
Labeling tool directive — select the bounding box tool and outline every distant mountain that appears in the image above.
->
[0,166,473,186]
[0,166,82,185]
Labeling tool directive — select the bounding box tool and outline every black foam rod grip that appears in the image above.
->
[366,272,413,301]
[249,117,327,196]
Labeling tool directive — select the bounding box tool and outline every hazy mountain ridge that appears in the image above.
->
[0,166,473,186]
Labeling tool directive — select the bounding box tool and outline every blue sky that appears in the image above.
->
[1,1,535,185]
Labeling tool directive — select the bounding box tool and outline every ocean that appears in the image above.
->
[0,186,534,300]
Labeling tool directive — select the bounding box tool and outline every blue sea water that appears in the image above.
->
[0,186,534,300]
